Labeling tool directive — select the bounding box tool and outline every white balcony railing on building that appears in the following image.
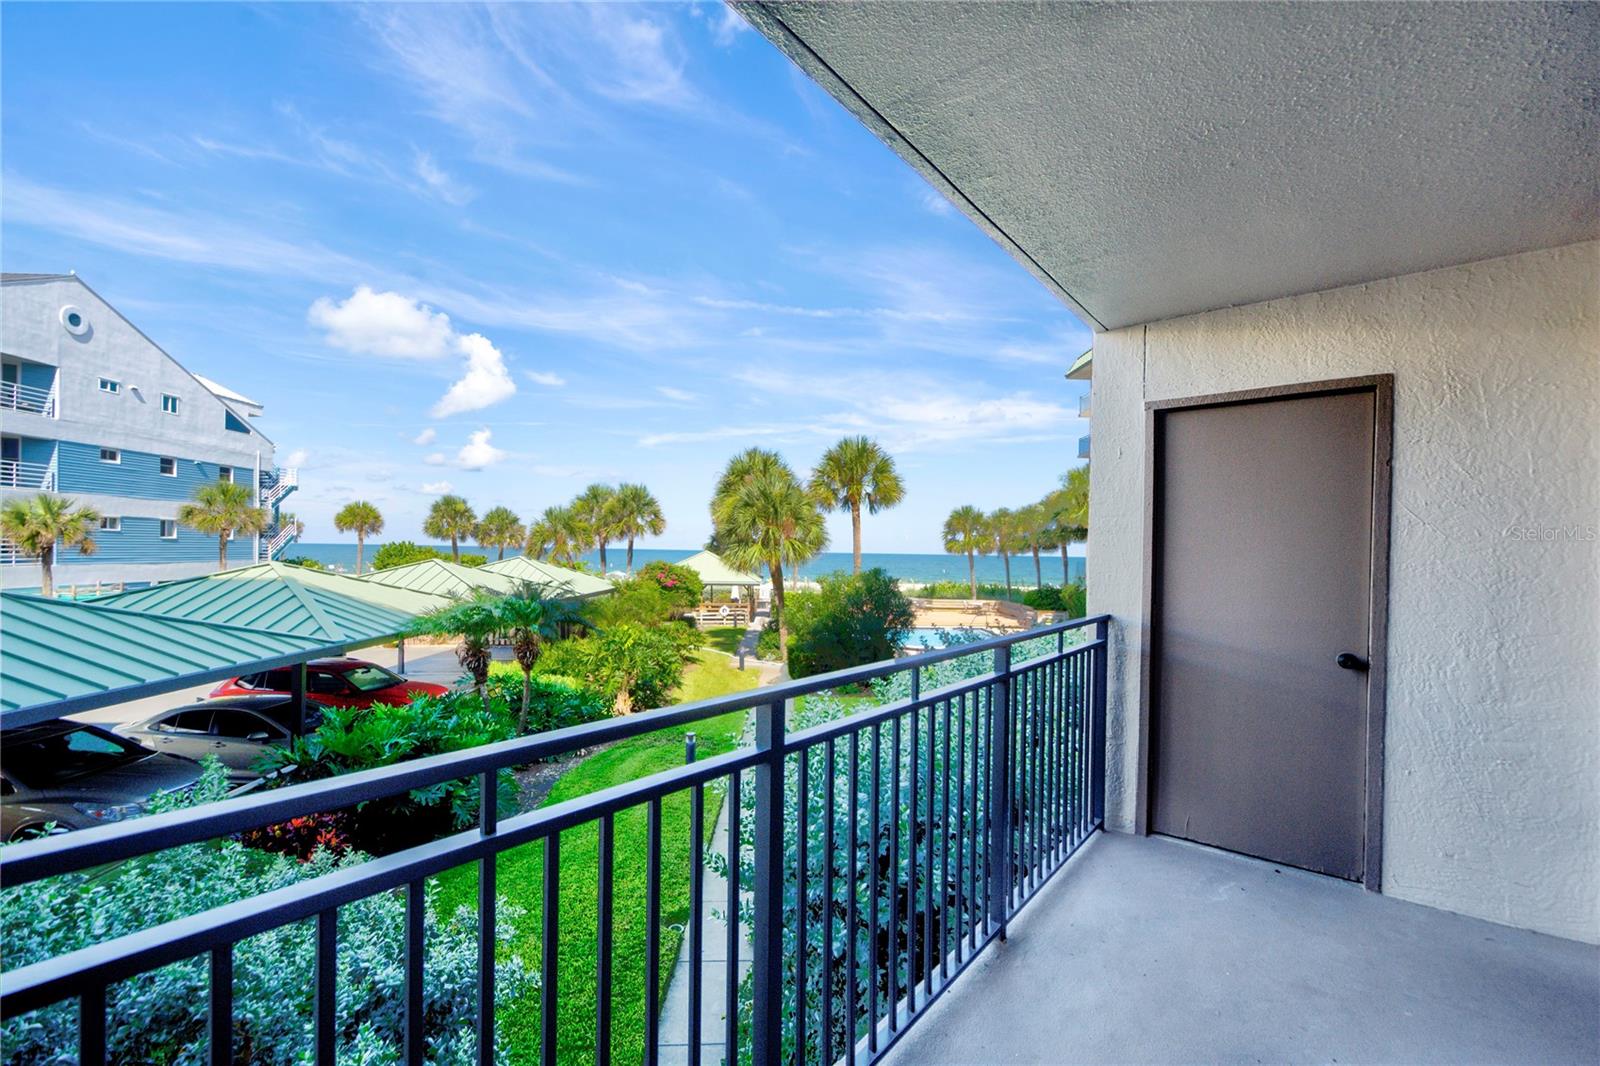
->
[259,524,298,561]
[0,459,57,491]
[259,467,298,510]
[0,381,58,418]
[0,539,38,565]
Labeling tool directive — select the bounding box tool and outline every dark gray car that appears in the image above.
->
[0,720,202,841]
[117,695,325,784]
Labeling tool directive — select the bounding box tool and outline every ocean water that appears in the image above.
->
[289,543,1087,588]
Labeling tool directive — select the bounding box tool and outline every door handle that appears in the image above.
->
[1336,652,1368,672]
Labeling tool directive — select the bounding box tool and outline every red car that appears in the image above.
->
[209,658,449,708]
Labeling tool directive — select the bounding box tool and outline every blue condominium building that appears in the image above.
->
[0,273,299,590]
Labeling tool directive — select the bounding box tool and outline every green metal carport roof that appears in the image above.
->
[0,591,337,725]
[89,562,449,645]
[480,556,614,599]
[358,557,519,599]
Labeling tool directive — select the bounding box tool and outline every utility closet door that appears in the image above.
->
[1151,389,1376,881]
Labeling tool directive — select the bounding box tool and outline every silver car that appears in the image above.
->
[117,696,326,784]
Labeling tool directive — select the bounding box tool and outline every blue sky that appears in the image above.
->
[2,2,1090,553]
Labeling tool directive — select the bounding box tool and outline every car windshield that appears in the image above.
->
[341,665,404,693]
[4,727,144,788]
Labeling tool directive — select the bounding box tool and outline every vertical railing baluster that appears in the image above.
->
[541,833,561,1066]
[922,696,935,998]
[478,772,498,1066]
[868,722,882,1053]
[1092,620,1108,826]
[887,712,901,1033]
[1032,667,1044,883]
[209,943,232,1066]
[970,688,981,951]
[845,728,860,1065]
[988,644,1013,939]
[726,769,741,1066]
[689,779,704,1066]
[822,739,836,1064]
[316,908,337,1065]
[752,697,787,1066]
[597,815,615,1066]
[939,697,953,980]
[406,880,425,1066]
[795,746,810,1063]
[954,690,967,962]
[645,799,663,1066]
[79,985,106,1066]
[907,694,920,1012]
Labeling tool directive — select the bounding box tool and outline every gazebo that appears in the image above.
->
[674,550,763,627]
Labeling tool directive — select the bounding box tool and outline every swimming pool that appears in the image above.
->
[902,626,993,650]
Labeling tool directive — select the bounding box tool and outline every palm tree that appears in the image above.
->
[423,494,477,563]
[809,436,905,573]
[0,493,100,597]
[942,504,987,601]
[988,507,1026,599]
[611,482,666,573]
[333,500,384,574]
[411,593,500,700]
[571,483,619,571]
[494,585,586,732]
[475,506,525,562]
[526,505,585,565]
[711,447,789,530]
[716,454,827,662]
[1046,464,1090,585]
[1021,502,1052,590]
[178,481,269,572]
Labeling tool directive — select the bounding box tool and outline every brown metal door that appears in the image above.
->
[1151,388,1377,880]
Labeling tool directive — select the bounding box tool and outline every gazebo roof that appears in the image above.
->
[676,550,762,586]
[479,556,614,599]
[359,557,520,599]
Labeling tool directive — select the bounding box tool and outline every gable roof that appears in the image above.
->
[479,556,614,599]
[676,550,762,587]
[0,591,335,724]
[359,557,520,598]
[88,562,447,645]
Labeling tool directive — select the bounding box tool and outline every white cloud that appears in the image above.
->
[413,150,474,205]
[708,4,750,47]
[657,386,697,403]
[427,428,507,470]
[413,427,437,445]
[525,370,566,387]
[433,333,516,417]
[920,189,955,217]
[421,480,453,494]
[309,286,455,359]
[284,448,310,467]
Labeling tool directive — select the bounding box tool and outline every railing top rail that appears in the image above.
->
[0,614,1108,889]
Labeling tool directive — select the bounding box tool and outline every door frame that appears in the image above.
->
[1135,374,1394,890]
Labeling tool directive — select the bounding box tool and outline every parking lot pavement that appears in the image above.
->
[64,640,466,731]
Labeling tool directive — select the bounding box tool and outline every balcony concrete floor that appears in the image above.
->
[882,832,1599,1065]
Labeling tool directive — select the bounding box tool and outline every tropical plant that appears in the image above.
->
[571,483,619,572]
[410,593,501,700]
[422,494,477,563]
[1045,464,1090,585]
[0,492,99,597]
[475,505,525,562]
[0,760,532,1066]
[177,480,268,572]
[941,504,988,600]
[526,505,586,565]
[713,450,827,663]
[493,586,587,732]
[370,540,442,571]
[611,482,666,572]
[776,568,915,678]
[1020,501,1053,590]
[808,436,905,573]
[637,559,704,609]
[987,506,1027,598]
[332,500,384,574]
[537,623,699,715]
[277,510,306,539]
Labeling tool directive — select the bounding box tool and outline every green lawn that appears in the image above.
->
[699,625,746,656]
[434,649,760,1064]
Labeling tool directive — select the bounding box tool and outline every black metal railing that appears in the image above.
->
[0,616,1109,1065]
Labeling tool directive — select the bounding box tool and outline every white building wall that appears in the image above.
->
[1088,242,1599,943]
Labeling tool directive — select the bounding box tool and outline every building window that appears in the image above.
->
[159,456,177,477]
[159,519,177,539]
[217,465,233,483]
[161,394,180,415]
[98,378,120,394]
[100,516,122,532]
[99,447,120,464]
[224,410,250,434]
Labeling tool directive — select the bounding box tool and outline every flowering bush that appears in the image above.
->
[637,560,704,608]
[1,760,534,1065]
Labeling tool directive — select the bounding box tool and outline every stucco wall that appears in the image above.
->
[1088,242,1599,943]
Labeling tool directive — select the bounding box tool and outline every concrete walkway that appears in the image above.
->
[881,832,1600,1065]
